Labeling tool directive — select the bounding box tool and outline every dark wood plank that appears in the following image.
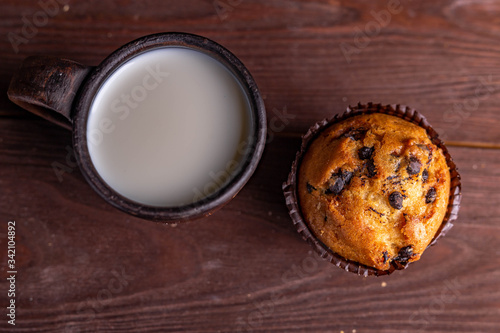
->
[1,0,500,143]
[1,1,500,332]
[0,118,499,332]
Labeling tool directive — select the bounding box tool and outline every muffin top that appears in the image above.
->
[298,113,450,271]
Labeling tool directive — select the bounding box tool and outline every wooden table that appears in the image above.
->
[1,1,499,332]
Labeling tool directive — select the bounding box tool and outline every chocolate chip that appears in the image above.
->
[358,146,374,160]
[383,251,389,264]
[367,159,377,178]
[343,128,367,141]
[389,191,403,210]
[342,170,353,184]
[326,170,353,195]
[422,169,429,183]
[306,183,316,194]
[393,246,415,265]
[425,187,437,204]
[407,156,422,175]
[399,246,413,257]
[327,178,344,195]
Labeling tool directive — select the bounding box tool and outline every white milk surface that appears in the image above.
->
[87,47,253,207]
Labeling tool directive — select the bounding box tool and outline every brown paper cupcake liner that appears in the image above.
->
[282,103,462,276]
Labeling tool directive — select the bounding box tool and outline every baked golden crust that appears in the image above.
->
[298,113,450,271]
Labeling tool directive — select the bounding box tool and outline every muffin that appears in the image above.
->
[283,103,461,276]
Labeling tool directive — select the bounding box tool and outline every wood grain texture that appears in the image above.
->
[1,0,499,332]
[1,0,500,142]
[1,119,500,332]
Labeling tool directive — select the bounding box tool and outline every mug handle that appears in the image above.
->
[7,56,92,130]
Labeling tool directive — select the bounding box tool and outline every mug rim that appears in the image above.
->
[72,32,267,221]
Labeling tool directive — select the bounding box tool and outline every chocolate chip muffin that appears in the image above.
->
[297,111,451,271]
